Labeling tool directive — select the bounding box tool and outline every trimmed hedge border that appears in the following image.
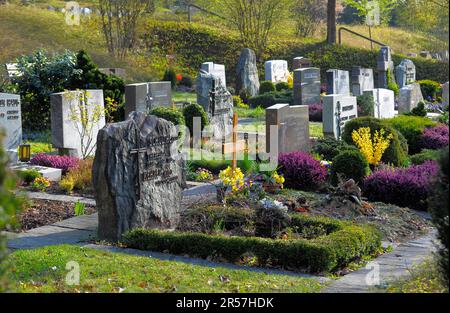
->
[122,214,381,273]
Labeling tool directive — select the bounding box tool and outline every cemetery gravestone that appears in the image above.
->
[376,46,395,89]
[395,59,416,88]
[293,57,312,70]
[93,112,185,241]
[265,60,289,83]
[236,48,260,97]
[98,67,126,78]
[265,103,310,154]
[326,69,350,95]
[323,95,358,139]
[50,90,106,158]
[293,68,321,106]
[0,93,22,163]
[363,88,395,119]
[398,83,424,114]
[351,67,374,96]
[201,62,227,87]
[443,82,449,107]
[197,70,233,139]
[125,82,173,117]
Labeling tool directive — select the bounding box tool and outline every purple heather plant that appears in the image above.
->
[309,103,323,122]
[278,151,327,191]
[362,160,439,210]
[30,153,80,174]
[419,124,449,150]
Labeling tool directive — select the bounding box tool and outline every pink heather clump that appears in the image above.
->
[279,151,327,191]
[419,124,449,150]
[362,160,439,210]
[30,153,80,174]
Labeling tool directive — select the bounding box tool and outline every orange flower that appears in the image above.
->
[176,74,182,81]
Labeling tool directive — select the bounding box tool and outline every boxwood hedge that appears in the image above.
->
[122,214,381,273]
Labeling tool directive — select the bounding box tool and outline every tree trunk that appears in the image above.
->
[327,0,337,45]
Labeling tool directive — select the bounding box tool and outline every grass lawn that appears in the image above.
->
[237,120,323,138]
[173,91,197,104]
[7,245,326,293]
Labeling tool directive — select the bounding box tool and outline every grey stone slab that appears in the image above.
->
[10,163,62,182]
[395,59,416,88]
[326,69,350,95]
[293,68,321,106]
[24,191,96,206]
[351,67,374,96]
[52,213,98,231]
[293,57,312,70]
[398,83,424,114]
[322,94,358,139]
[125,82,173,117]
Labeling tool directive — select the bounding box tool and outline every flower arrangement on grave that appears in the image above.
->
[194,168,214,182]
[219,166,245,193]
[260,169,285,192]
[31,177,51,192]
[352,127,393,166]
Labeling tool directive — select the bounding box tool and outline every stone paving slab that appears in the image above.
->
[24,191,96,206]
[322,230,437,293]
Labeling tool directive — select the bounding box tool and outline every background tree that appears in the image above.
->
[99,0,155,59]
[327,0,337,44]
[292,0,327,37]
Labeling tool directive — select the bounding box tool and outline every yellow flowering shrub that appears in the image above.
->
[352,127,393,165]
[219,166,245,192]
[31,177,51,192]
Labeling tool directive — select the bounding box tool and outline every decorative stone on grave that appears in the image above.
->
[50,90,106,158]
[293,68,321,106]
[363,88,395,119]
[196,70,233,139]
[236,48,260,97]
[351,67,374,96]
[10,163,62,182]
[293,57,312,70]
[323,95,358,140]
[265,60,289,83]
[201,62,227,87]
[93,112,185,241]
[125,82,173,117]
[443,82,449,107]
[265,103,310,154]
[326,69,350,95]
[376,46,396,89]
[0,93,22,163]
[398,83,424,114]
[395,59,416,88]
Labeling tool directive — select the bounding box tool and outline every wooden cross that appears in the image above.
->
[222,113,246,170]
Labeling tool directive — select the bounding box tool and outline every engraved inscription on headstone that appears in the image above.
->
[351,67,374,96]
[293,68,321,106]
[125,82,173,117]
[363,88,395,119]
[323,95,358,139]
[395,59,416,88]
[265,60,289,83]
[0,92,22,162]
[326,69,350,95]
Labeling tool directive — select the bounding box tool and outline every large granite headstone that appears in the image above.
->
[293,67,321,106]
[265,103,310,154]
[351,67,374,96]
[398,83,424,114]
[376,46,395,89]
[196,70,233,139]
[363,88,395,119]
[201,62,226,87]
[293,57,312,70]
[0,93,22,162]
[265,60,289,83]
[395,59,416,88]
[236,48,260,97]
[443,82,449,107]
[323,95,358,139]
[326,69,350,95]
[50,90,106,158]
[93,112,185,241]
[125,82,173,117]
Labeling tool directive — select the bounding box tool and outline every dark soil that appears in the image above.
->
[16,199,96,232]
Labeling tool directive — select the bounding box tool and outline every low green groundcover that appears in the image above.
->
[123,214,381,274]
[7,245,325,293]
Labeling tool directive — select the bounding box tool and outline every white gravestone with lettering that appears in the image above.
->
[93,112,186,241]
[51,90,106,158]
[351,67,374,96]
[201,62,227,88]
[323,95,358,139]
[395,59,416,88]
[293,68,321,106]
[326,69,350,95]
[0,93,22,162]
[398,83,424,114]
[265,60,289,83]
[125,82,173,117]
[363,88,395,119]
[265,103,310,154]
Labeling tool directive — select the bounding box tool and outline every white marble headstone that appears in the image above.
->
[201,62,227,87]
[363,88,395,119]
[0,93,22,162]
[323,95,358,139]
[264,60,289,83]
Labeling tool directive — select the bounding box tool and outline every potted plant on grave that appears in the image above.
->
[261,169,285,193]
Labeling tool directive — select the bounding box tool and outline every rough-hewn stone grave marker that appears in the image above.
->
[363,88,395,119]
[351,67,374,96]
[0,92,22,162]
[395,59,416,88]
[398,83,424,114]
[293,67,321,106]
[125,82,173,117]
[265,60,289,83]
[93,112,185,241]
[326,69,350,95]
[323,95,358,139]
[265,103,310,154]
[50,90,105,158]
[236,48,260,97]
